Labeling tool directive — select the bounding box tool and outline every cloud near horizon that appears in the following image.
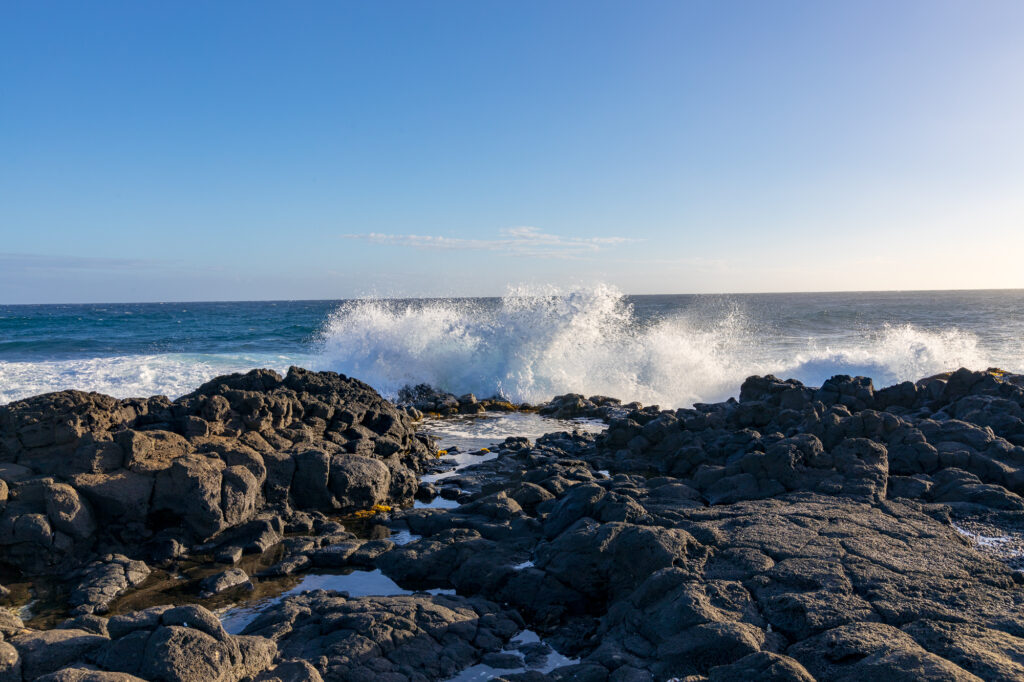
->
[341,227,636,259]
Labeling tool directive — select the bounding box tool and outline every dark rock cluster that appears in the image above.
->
[593,368,1024,510]
[365,368,1024,680]
[241,591,523,680]
[4,367,1024,681]
[397,384,518,417]
[537,394,633,421]
[0,367,431,577]
[397,384,630,421]
[2,603,276,681]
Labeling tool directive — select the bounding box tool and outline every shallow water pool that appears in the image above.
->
[219,568,454,634]
[419,411,605,483]
[445,629,579,681]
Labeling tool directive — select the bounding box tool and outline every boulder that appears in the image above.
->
[290,449,333,510]
[199,568,252,598]
[152,455,226,540]
[68,555,150,615]
[221,465,259,526]
[10,629,107,679]
[0,641,19,682]
[139,626,238,682]
[35,668,147,681]
[44,483,97,541]
[70,471,153,522]
[327,454,391,510]
[788,622,982,681]
[708,652,815,681]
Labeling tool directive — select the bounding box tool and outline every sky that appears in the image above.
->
[1,1,1023,304]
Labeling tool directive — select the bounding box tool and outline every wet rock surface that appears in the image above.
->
[199,568,253,599]
[67,555,150,615]
[398,385,519,417]
[396,384,625,422]
[4,367,1024,680]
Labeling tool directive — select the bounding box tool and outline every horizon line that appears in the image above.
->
[3,286,1023,307]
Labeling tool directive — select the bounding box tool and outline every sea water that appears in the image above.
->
[2,286,1022,407]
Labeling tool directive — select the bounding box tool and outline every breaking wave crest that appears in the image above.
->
[316,284,753,407]
[315,285,1001,407]
[783,325,990,391]
[0,286,1011,407]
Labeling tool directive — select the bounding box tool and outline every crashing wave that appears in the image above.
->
[314,285,998,407]
[0,285,1009,407]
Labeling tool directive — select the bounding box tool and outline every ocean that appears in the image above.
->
[1,286,1022,408]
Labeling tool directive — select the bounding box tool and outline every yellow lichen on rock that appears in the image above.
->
[352,504,393,519]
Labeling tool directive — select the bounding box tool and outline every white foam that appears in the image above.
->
[315,284,758,408]
[314,285,1012,408]
[0,352,307,404]
[783,324,992,390]
[2,286,1016,409]
[952,522,1013,548]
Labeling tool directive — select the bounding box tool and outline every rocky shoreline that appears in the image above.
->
[3,367,1024,680]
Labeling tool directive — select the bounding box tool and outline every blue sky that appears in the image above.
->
[2,1,1022,303]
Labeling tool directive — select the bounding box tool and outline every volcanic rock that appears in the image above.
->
[241,590,522,681]
[0,368,432,575]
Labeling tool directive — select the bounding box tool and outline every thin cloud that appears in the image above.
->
[342,226,636,260]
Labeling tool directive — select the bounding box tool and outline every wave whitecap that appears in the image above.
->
[316,284,751,407]
[783,325,990,391]
[315,285,1001,407]
[0,286,1011,407]
[0,353,306,405]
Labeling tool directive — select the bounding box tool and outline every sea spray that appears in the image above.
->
[314,285,1003,407]
[784,324,989,389]
[0,288,1016,406]
[315,284,741,405]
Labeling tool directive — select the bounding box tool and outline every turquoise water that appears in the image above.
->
[2,287,1022,406]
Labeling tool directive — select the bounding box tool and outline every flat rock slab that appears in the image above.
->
[242,590,523,681]
[199,567,252,598]
[68,554,150,615]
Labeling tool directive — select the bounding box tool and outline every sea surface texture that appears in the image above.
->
[2,286,1022,406]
